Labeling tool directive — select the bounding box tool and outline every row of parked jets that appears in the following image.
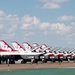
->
[0,40,75,63]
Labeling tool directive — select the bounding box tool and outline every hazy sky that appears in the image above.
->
[0,0,75,48]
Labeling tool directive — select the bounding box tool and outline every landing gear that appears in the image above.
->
[21,59,26,64]
[34,60,38,63]
[0,56,1,64]
[42,58,45,63]
[31,58,35,64]
[67,58,70,62]
[51,59,55,63]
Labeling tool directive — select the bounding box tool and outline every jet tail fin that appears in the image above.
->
[12,41,25,51]
[23,42,32,51]
[0,40,12,51]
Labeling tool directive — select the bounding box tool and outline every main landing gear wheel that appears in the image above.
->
[31,59,35,64]
[42,59,45,63]
[21,59,26,64]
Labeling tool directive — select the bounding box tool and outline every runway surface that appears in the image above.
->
[0,62,75,71]
[0,66,75,75]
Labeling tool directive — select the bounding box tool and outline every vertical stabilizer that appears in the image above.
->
[12,41,25,52]
[23,42,32,51]
[0,40,12,51]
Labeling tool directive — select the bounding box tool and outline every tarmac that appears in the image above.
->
[0,62,75,75]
